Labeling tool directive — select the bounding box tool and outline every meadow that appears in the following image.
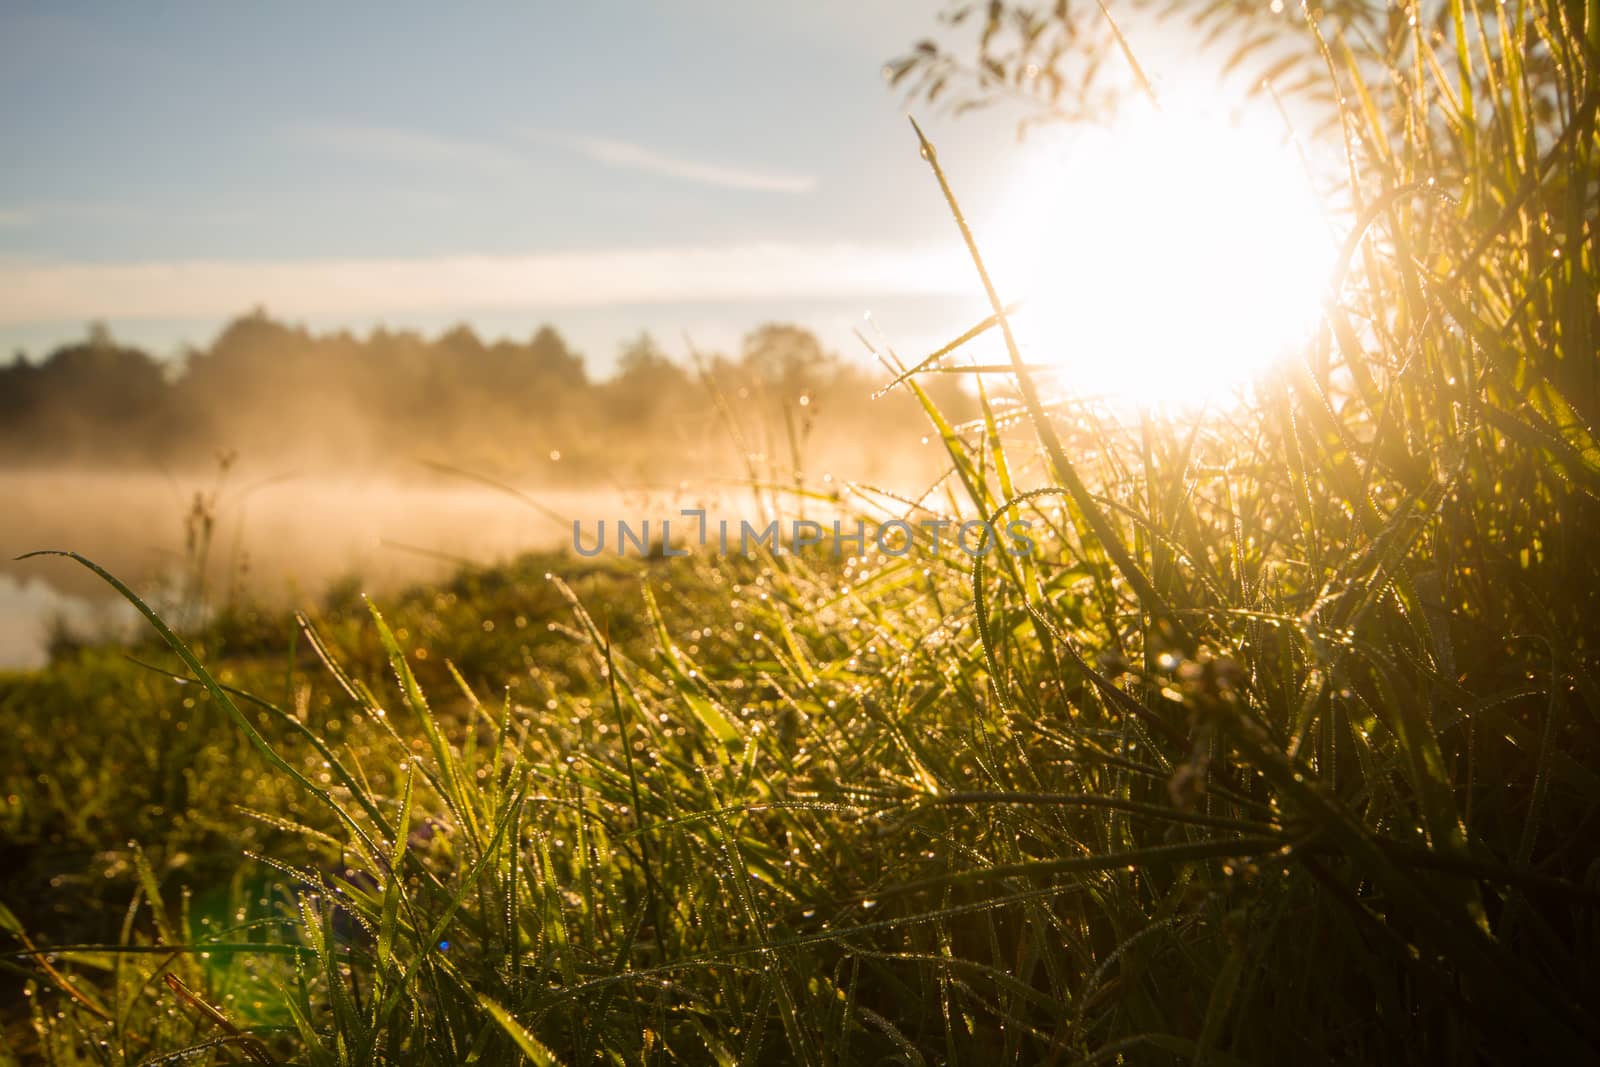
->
[4,2,1600,1063]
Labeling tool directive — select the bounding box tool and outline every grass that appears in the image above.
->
[4,2,1600,1063]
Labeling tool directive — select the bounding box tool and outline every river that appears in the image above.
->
[0,469,715,669]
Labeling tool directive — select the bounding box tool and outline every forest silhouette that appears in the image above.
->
[0,313,971,486]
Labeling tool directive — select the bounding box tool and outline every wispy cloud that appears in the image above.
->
[559,134,816,194]
[284,120,816,195]
[282,122,531,177]
[0,243,967,323]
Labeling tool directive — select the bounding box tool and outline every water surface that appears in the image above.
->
[0,469,678,669]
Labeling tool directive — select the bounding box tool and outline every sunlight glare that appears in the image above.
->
[985,98,1336,411]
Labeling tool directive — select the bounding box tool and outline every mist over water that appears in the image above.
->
[0,315,972,668]
[0,469,647,668]
[0,462,911,668]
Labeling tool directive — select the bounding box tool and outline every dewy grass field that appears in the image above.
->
[3,2,1599,1063]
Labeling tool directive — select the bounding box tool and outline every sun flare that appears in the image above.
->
[986,98,1337,411]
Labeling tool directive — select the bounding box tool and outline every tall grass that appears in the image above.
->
[4,1,1599,1063]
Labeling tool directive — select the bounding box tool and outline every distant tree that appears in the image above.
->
[0,352,39,421]
[478,325,587,400]
[36,325,167,417]
[199,308,305,368]
[434,322,490,409]
[740,323,835,397]
[527,325,587,390]
[0,324,172,462]
[614,332,689,395]
[614,332,670,378]
[605,332,693,438]
[436,323,485,360]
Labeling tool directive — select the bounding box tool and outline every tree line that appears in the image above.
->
[0,312,971,486]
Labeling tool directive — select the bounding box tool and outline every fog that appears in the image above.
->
[0,462,925,668]
[0,470,617,667]
[0,315,977,667]
[7,468,799,668]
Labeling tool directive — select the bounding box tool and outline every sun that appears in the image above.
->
[983,96,1337,411]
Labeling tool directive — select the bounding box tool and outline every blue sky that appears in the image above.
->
[0,2,1025,370]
